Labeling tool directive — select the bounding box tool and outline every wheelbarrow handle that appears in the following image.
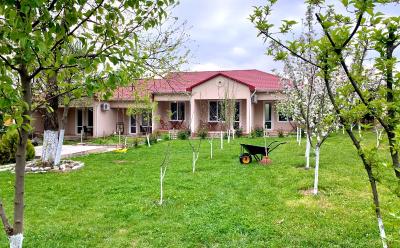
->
[268,142,287,154]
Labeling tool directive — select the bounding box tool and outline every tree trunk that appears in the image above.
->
[313,144,320,195]
[366,165,388,248]
[209,140,213,159]
[54,130,64,165]
[298,128,302,145]
[54,106,69,165]
[220,131,223,149]
[146,134,150,147]
[41,73,61,167]
[9,233,23,248]
[41,130,59,165]
[321,68,388,248]
[11,67,32,247]
[305,133,311,169]
[159,167,164,205]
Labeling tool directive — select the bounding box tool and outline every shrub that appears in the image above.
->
[278,129,285,138]
[197,127,208,139]
[0,131,35,165]
[254,127,264,137]
[235,127,243,138]
[132,137,141,148]
[162,134,170,141]
[177,130,190,140]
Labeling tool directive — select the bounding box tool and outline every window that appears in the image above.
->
[170,102,185,121]
[130,115,136,134]
[278,112,293,122]
[140,112,152,133]
[209,101,225,122]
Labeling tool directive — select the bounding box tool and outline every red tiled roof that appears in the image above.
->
[111,69,282,100]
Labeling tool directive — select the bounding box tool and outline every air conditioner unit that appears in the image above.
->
[251,94,258,104]
[101,102,110,111]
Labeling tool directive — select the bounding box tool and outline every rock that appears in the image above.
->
[72,165,82,170]
[53,166,59,170]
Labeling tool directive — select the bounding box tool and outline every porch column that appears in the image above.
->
[246,97,252,133]
[151,106,156,134]
[93,103,99,137]
[190,97,196,134]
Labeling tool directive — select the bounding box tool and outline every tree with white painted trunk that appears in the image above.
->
[208,136,214,159]
[159,142,171,205]
[252,1,400,246]
[0,1,178,247]
[274,5,331,171]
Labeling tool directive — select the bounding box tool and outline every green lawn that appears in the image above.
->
[0,133,399,247]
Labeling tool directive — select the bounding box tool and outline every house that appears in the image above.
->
[32,69,294,138]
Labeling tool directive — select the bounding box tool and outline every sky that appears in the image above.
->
[171,0,400,73]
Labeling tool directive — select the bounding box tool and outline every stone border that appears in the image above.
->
[0,160,84,174]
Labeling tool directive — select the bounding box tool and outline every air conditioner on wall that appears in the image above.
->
[101,102,110,111]
[251,94,258,104]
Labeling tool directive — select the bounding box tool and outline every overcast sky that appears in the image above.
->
[172,0,400,73]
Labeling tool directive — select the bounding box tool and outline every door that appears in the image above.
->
[77,109,83,134]
[76,108,93,135]
[264,103,272,130]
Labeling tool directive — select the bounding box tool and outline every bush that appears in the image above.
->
[132,137,141,148]
[177,130,190,140]
[0,131,35,165]
[162,134,170,141]
[235,127,243,138]
[278,129,285,138]
[254,127,264,137]
[197,127,208,139]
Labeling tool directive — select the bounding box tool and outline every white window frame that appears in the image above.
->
[263,102,273,130]
[208,100,225,122]
[170,101,185,121]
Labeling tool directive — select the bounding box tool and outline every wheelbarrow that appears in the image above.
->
[239,141,286,164]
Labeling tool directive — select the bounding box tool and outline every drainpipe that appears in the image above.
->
[249,90,257,132]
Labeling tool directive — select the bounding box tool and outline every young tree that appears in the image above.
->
[277,6,338,176]
[0,1,175,246]
[159,142,170,205]
[251,1,400,246]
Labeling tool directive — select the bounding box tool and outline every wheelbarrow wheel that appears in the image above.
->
[240,153,252,164]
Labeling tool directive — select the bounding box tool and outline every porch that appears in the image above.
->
[152,99,251,134]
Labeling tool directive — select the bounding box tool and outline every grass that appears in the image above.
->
[0,132,399,247]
